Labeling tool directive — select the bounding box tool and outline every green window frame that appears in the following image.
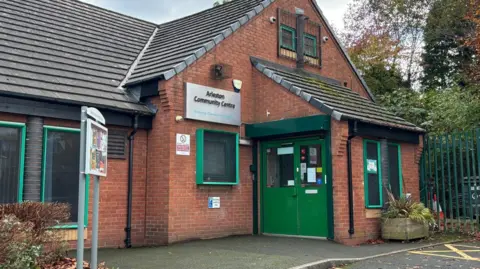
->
[304,34,317,58]
[280,25,296,51]
[0,121,26,203]
[363,140,383,208]
[387,143,403,198]
[41,126,89,229]
[196,129,239,185]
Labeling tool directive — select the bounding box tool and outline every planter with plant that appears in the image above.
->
[381,193,435,241]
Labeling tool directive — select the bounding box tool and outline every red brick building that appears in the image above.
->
[0,0,424,247]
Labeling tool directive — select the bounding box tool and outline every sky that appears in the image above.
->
[79,0,351,30]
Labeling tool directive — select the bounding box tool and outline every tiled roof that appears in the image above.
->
[251,57,424,132]
[0,0,156,114]
[125,0,273,86]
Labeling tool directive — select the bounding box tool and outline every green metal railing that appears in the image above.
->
[420,129,480,232]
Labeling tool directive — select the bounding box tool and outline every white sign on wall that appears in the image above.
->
[176,134,190,156]
[185,82,241,126]
[208,197,220,209]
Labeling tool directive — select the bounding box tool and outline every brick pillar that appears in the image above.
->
[23,116,43,201]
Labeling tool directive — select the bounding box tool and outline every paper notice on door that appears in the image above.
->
[301,163,307,173]
[288,180,295,186]
[307,168,316,183]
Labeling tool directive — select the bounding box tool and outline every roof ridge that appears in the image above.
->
[120,27,159,89]
[57,0,157,27]
[125,0,274,86]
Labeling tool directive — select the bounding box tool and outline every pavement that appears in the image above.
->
[80,235,460,269]
[340,242,480,269]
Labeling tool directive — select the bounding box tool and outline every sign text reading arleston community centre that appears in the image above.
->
[185,82,241,126]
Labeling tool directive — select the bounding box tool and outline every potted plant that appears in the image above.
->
[381,193,434,241]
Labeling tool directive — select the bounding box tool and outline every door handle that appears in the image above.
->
[325,174,327,185]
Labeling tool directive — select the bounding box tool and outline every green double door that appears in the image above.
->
[261,139,328,237]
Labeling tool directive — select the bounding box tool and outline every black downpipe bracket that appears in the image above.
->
[347,121,358,236]
[125,115,139,248]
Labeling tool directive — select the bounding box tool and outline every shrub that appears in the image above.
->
[382,193,435,225]
[0,202,71,268]
[0,215,42,269]
[0,202,70,236]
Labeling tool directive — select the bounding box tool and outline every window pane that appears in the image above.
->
[266,147,294,188]
[366,142,378,160]
[281,28,294,49]
[365,142,380,206]
[300,144,323,185]
[0,126,21,204]
[203,132,236,183]
[204,140,227,176]
[44,131,80,223]
[388,145,401,198]
[368,174,381,205]
[304,36,316,56]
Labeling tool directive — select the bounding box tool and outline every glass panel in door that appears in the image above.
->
[263,144,297,235]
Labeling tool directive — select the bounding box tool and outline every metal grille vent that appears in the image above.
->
[108,129,127,159]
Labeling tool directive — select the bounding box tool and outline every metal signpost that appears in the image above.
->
[77,107,108,269]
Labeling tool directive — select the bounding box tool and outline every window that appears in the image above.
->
[42,126,88,227]
[363,140,403,208]
[196,129,239,185]
[280,25,318,57]
[364,140,382,208]
[280,25,296,51]
[304,34,317,57]
[388,144,403,199]
[0,121,25,204]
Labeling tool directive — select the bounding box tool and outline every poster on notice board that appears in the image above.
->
[85,119,108,177]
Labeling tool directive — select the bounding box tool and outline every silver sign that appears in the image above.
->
[185,82,241,126]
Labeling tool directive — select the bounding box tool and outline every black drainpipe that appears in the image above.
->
[347,121,358,236]
[125,115,139,248]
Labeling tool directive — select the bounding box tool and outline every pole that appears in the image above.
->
[76,107,87,269]
[91,175,100,269]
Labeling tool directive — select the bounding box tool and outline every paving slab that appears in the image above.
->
[79,235,451,269]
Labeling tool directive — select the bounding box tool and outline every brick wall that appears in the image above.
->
[1,114,148,248]
[330,121,423,245]
[143,0,396,244]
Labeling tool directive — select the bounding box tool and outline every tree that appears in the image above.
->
[343,0,432,87]
[422,0,474,89]
[347,31,405,95]
[465,0,480,83]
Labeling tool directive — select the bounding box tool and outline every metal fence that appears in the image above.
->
[420,129,480,232]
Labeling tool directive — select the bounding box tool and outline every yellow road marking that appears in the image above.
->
[445,244,474,260]
[409,251,479,261]
[409,244,480,262]
[418,250,480,253]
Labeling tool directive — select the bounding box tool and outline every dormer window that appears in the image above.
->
[277,8,321,67]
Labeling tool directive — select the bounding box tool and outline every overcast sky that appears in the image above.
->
[80,0,351,30]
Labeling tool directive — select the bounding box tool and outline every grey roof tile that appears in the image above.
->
[126,0,266,86]
[0,0,156,114]
[251,57,424,132]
